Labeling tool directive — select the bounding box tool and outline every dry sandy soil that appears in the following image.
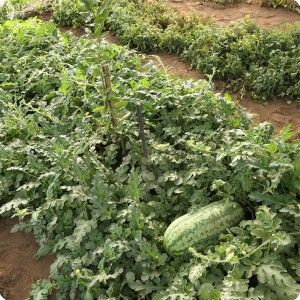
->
[168,0,300,28]
[1,2,300,299]
[0,218,54,300]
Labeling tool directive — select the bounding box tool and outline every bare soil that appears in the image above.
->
[0,218,54,300]
[168,0,300,28]
[1,2,300,299]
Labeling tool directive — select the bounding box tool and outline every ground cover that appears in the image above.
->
[107,0,300,101]
[2,0,300,136]
[0,18,300,299]
[1,0,300,101]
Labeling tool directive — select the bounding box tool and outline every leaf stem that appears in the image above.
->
[191,239,272,264]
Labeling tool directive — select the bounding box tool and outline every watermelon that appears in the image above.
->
[164,200,245,257]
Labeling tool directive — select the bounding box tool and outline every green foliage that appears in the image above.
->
[0,19,300,299]
[51,0,92,27]
[191,206,300,299]
[1,0,300,100]
[107,0,300,100]
[259,0,300,14]
[0,0,51,23]
[82,0,111,37]
[30,279,53,300]
[0,0,15,22]
[181,18,300,101]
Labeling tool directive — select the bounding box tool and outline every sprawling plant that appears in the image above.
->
[0,19,300,299]
[259,0,300,13]
[108,0,300,101]
[1,0,300,100]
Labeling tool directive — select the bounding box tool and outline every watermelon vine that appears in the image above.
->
[0,19,299,299]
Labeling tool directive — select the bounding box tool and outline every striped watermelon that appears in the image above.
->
[164,200,245,257]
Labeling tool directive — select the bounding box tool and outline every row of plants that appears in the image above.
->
[108,0,300,101]
[259,0,300,14]
[1,0,300,100]
[1,19,300,299]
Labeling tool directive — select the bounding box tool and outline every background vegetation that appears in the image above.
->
[1,0,300,100]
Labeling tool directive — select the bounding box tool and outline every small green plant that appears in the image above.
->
[80,0,111,37]
[259,0,300,13]
[0,0,15,21]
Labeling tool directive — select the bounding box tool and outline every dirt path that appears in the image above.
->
[0,218,54,300]
[168,0,300,28]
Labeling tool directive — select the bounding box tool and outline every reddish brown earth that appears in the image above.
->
[168,0,300,28]
[0,218,54,300]
[1,2,300,299]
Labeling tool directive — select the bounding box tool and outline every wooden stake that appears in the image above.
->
[136,102,148,158]
[102,64,117,127]
[102,64,125,159]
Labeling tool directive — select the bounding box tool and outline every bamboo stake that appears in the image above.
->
[102,64,117,128]
[136,102,148,158]
[102,64,124,158]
